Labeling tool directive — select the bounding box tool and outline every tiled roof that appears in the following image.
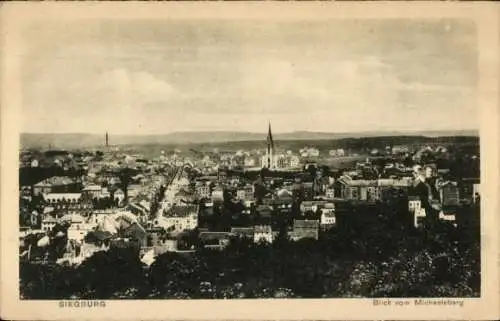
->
[276,189,293,198]
[301,201,326,207]
[438,180,458,187]
[256,205,272,216]
[442,205,460,214]
[321,211,335,218]
[199,232,230,241]
[254,225,272,233]
[175,189,193,197]
[82,185,102,191]
[120,222,147,240]
[294,220,319,229]
[42,216,58,223]
[128,203,148,214]
[231,227,254,235]
[289,230,318,239]
[164,204,199,218]
[43,193,82,201]
[377,179,395,186]
[323,203,335,209]
[344,180,377,187]
[87,230,113,242]
[128,184,142,190]
[35,176,75,187]
[60,214,85,223]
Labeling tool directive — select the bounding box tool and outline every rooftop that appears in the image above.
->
[254,225,272,233]
[60,213,85,223]
[175,189,194,198]
[35,176,76,187]
[120,222,147,240]
[199,232,231,241]
[231,227,254,234]
[43,193,82,201]
[294,220,319,229]
[345,180,378,187]
[164,204,199,218]
[82,185,102,191]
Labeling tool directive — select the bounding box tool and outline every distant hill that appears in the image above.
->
[20,129,479,149]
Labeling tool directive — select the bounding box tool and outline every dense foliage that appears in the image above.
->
[20,221,480,300]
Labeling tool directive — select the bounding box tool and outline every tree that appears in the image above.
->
[118,167,134,202]
[306,164,317,178]
[76,247,147,299]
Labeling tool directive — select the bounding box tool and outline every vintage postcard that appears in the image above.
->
[1,1,499,320]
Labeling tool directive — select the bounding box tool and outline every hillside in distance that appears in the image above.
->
[21,129,479,150]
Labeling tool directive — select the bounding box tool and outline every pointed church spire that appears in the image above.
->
[267,121,274,149]
[266,121,274,169]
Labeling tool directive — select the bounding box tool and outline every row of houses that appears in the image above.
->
[195,219,323,250]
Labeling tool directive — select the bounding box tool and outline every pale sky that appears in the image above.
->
[21,19,478,134]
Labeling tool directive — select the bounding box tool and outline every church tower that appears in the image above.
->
[105,131,109,147]
[266,122,275,169]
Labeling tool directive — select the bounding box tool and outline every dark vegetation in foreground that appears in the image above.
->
[20,221,480,300]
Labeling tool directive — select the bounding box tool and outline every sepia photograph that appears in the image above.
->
[1,2,499,321]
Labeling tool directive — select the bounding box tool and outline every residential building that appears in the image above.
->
[302,182,314,200]
[325,186,336,199]
[413,208,427,228]
[319,203,336,229]
[217,169,228,182]
[255,205,273,224]
[82,184,103,199]
[119,221,148,248]
[174,189,194,205]
[230,227,254,239]
[274,188,293,213]
[300,147,320,158]
[199,232,231,250]
[289,219,319,241]
[30,210,39,227]
[244,156,258,168]
[127,184,142,199]
[114,189,125,204]
[300,200,325,214]
[329,148,345,157]
[391,145,409,155]
[65,214,92,242]
[160,204,199,232]
[473,183,481,204]
[439,209,457,226]
[195,182,212,199]
[42,193,93,212]
[339,179,380,201]
[276,155,290,169]
[33,176,81,196]
[41,215,57,232]
[211,186,224,202]
[254,225,273,244]
[289,155,300,168]
[439,181,460,206]
[127,202,149,221]
[236,185,255,202]
[408,196,422,212]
